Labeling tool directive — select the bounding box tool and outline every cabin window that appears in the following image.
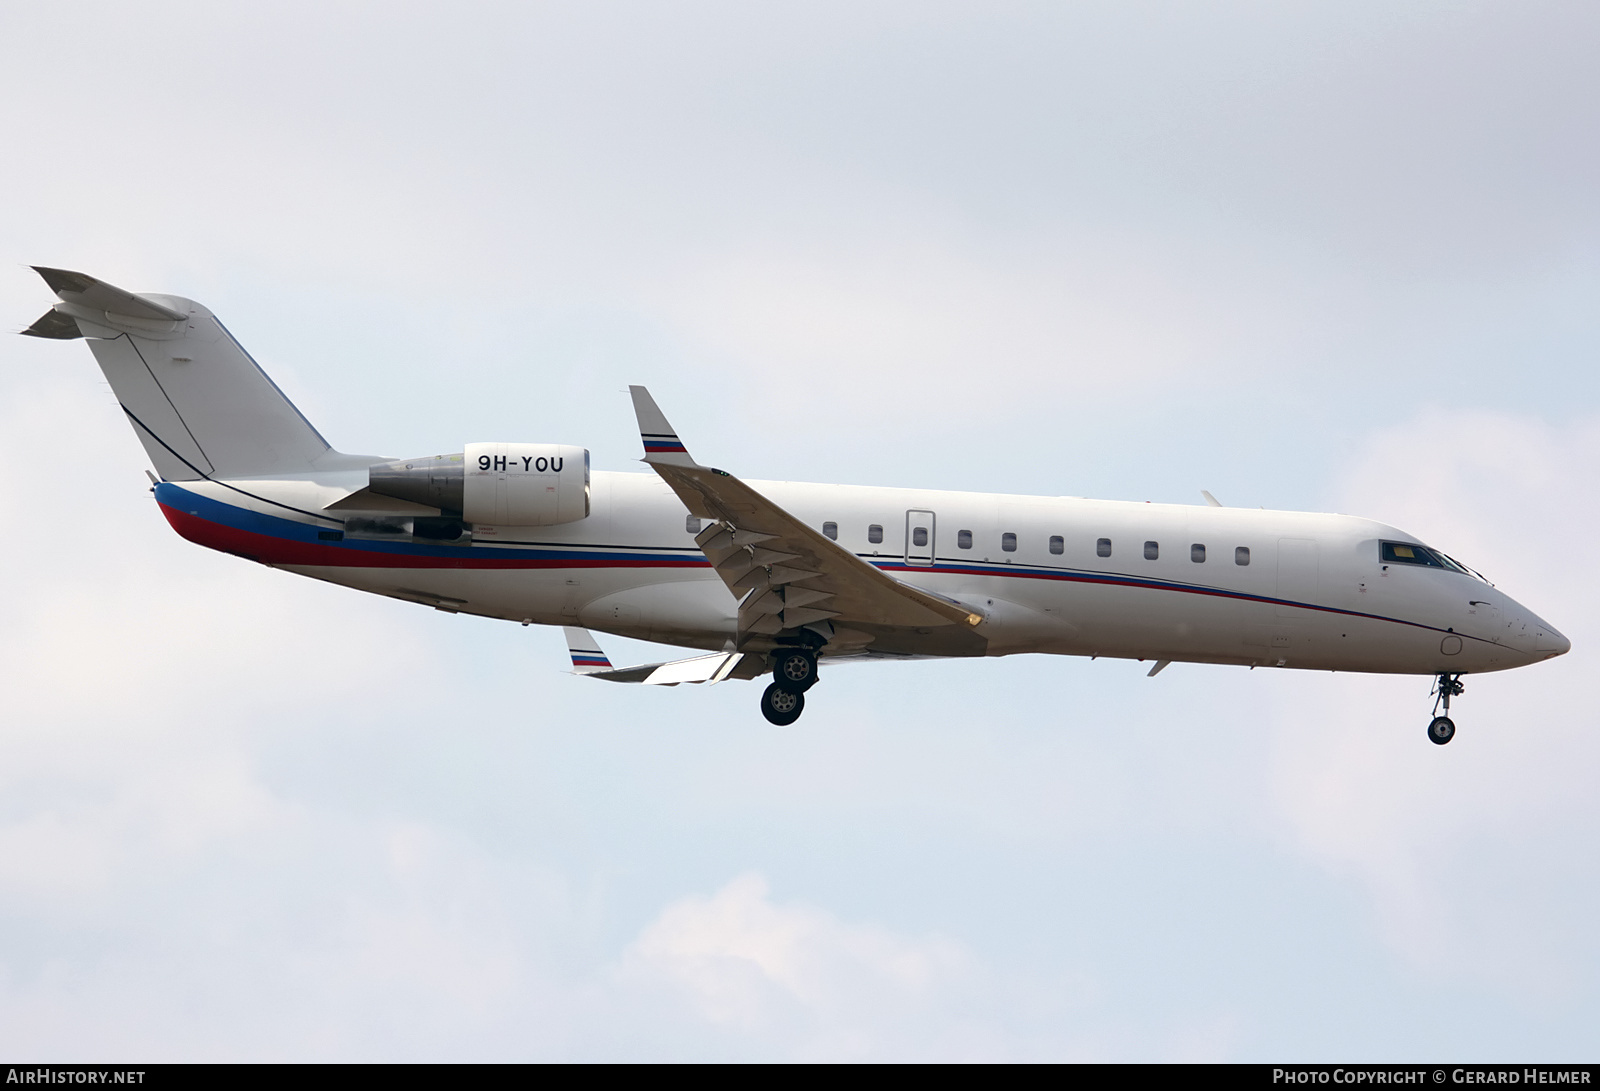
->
[1001,532,1018,552]
[1097,538,1112,558]
[823,521,838,540]
[1049,535,1064,555]
[912,527,928,547]
[1144,541,1159,560]
[1235,546,1250,566]
[685,515,701,534]
[868,524,884,544]
[1191,543,1206,563]
[958,529,973,549]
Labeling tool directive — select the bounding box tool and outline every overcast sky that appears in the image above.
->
[1,0,1597,1060]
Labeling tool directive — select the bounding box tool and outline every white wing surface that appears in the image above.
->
[563,626,752,685]
[628,387,985,657]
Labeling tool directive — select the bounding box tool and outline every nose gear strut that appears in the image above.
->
[1428,673,1465,745]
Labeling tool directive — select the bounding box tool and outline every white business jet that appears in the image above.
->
[23,268,1570,743]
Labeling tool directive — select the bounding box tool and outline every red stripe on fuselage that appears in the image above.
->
[157,503,707,571]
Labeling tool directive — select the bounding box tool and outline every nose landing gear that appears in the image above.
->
[1428,673,1465,745]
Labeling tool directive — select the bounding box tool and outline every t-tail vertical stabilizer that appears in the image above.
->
[23,267,368,481]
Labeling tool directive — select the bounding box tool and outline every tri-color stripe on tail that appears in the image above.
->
[628,386,697,467]
[561,623,753,685]
[563,626,615,674]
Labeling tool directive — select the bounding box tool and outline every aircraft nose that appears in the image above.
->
[1535,624,1571,658]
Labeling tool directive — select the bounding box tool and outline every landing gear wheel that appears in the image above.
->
[761,682,805,726]
[773,649,819,693]
[1428,716,1456,745]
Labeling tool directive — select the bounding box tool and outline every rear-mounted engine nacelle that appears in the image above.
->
[367,443,590,526]
[464,442,589,525]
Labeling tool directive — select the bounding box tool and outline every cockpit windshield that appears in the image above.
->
[1380,541,1475,577]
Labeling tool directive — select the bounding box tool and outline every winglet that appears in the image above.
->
[1201,490,1223,508]
[563,626,615,674]
[628,385,697,467]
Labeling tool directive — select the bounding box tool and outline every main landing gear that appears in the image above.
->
[760,647,819,726]
[1428,672,1465,745]
[760,683,804,726]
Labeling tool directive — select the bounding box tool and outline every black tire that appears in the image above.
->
[1428,716,1456,745]
[772,650,818,693]
[761,682,805,726]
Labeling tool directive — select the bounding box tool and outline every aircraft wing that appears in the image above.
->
[628,387,985,654]
[562,626,757,685]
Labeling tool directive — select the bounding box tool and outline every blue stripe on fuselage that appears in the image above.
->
[154,483,707,566]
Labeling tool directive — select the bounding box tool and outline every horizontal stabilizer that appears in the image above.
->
[21,309,83,339]
[32,266,187,322]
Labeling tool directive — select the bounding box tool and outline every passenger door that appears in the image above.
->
[1276,538,1319,617]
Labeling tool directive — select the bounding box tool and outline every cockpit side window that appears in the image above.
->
[1381,541,1469,574]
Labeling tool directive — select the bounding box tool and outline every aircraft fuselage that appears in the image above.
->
[155,470,1564,677]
